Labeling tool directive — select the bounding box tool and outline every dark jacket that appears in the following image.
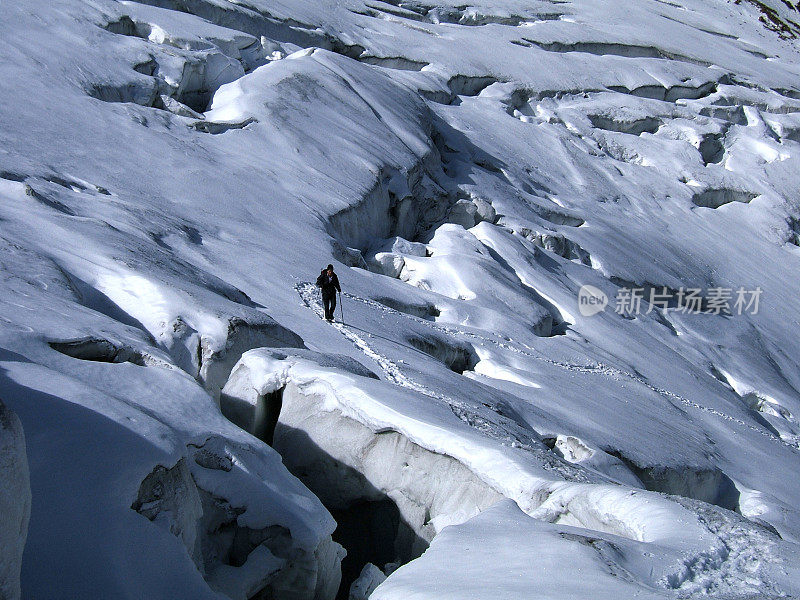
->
[316,270,341,295]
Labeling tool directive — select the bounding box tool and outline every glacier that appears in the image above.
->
[1,0,800,598]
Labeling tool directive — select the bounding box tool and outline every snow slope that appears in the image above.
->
[0,400,30,600]
[371,499,800,600]
[1,0,800,597]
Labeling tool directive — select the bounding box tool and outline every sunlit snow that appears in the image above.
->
[1,0,800,598]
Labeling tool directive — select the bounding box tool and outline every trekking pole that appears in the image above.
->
[339,291,344,324]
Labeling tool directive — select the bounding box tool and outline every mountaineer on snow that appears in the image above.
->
[316,264,341,321]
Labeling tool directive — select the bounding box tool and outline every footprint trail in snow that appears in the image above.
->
[297,282,800,453]
[296,282,557,455]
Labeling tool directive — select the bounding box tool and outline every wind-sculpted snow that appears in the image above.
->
[2,0,800,597]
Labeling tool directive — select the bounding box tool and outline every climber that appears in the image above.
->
[316,264,341,322]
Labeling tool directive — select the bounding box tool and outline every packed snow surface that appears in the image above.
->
[1,0,800,597]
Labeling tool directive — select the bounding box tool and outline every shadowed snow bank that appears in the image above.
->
[0,400,30,600]
[131,452,343,600]
[219,348,800,599]
[221,349,505,597]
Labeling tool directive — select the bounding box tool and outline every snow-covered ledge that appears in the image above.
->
[221,349,800,597]
[221,349,506,592]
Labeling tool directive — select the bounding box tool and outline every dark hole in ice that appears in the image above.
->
[255,388,284,447]
[49,338,147,366]
[358,55,428,71]
[541,436,557,449]
[0,171,26,182]
[373,296,440,320]
[24,184,76,216]
[272,424,428,600]
[177,89,214,114]
[698,133,725,165]
[190,117,258,134]
[530,206,585,227]
[608,80,718,102]
[220,385,286,447]
[692,188,758,209]
[406,333,478,373]
[605,450,740,512]
[331,498,400,598]
[589,114,662,136]
[133,58,157,77]
[446,74,501,97]
[103,15,138,37]
[788,217,800,246]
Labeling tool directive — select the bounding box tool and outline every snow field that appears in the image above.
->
[2,0,800,597]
